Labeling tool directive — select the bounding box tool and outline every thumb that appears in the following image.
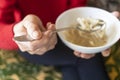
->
[23,20,42,39]
[101,48,111,57]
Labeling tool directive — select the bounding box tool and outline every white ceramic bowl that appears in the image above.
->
[55,7,120,54]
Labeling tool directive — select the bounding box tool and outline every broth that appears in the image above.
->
[63,29,107,47]
[63,17,107,47]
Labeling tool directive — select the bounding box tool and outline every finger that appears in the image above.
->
[15,42,29,52]
[112,11,120,18]
[101,48,111,57]
[46,22,56,30]
[74,51,95,59]
[13,22,27,36]
[23,14,46,31]
[23,20,43,39]
[80,53,95,59]
[73,51,81,57]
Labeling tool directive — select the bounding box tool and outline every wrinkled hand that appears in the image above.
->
[73,51,95,59]
[73,11,120,59]
[73,48,111,59]
[13,14,57,55]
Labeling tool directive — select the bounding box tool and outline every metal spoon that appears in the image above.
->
[13,20,105,42]
[13,27,75,42]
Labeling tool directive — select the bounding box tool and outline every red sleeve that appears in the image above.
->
[0,0,22,50]
[0,23,19,50]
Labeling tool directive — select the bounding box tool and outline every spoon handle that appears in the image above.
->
[13,35,35,42]
[13,27,73,42]
[53,27,73,33]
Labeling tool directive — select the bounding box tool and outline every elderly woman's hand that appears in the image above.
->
[13,14,57,55]
[73,49,111,59]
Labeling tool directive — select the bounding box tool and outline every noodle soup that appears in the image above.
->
[63,28,107,47]
[63,17,107,47]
